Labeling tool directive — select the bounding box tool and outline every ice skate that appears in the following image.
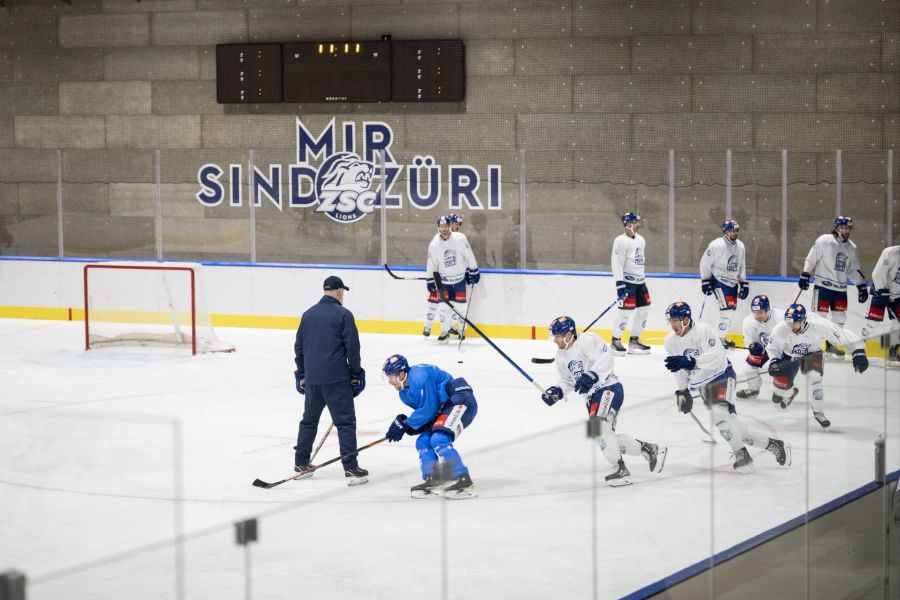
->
[437,328,452,342]
[344,466,369,486]
[731,448,755,474]
[610,337,627,356]
[627,337,651,355]
[766,438,792,467]
[824,341,846,360]
[735,388,759,400]
[773,387,798,409]
[293,464,315,480]
[443,473,477,499]
[410,474,441,499]
[887,346,900,368]
[422,327,431,338]
[604,459,632,487]
[640,441,667,473]
[812,411,831,430]
[721,337,736,349]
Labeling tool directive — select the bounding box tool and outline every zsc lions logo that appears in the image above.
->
[634,247,644,265]
[314,152,378,223]
[834,252,848,273]
[790,343,812,356]
[727,255,739,271]
[567,360,585,379]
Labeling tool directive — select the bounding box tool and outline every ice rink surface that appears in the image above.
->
[1,318,897,599]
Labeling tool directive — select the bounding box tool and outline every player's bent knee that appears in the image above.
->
[773,375,792,390]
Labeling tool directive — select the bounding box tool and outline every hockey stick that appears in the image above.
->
[689,411,717,444]
[310,422,334,463]
[457,283,476,351]
[530,300,618,364]
[252,437,387,489]
[384,263,431,281]
[433,273,546,392]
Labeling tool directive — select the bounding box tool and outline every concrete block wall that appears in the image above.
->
[0,0,895,271]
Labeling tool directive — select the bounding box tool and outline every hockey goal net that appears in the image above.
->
[83,262,235,355]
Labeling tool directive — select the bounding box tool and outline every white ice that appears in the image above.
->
[0,318,897,599]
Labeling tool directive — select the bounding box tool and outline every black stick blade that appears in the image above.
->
[252,478,279,489]
[531,358,554,364]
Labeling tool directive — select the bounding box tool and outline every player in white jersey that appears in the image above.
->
[736,294,788,403]
[860,245,900,364]
[763,304,869,429]
[424,215,479,342]
[700,220,750,349]
[798,216,868,359]
[663,301,790,473]
[540,316,667,486]
[610,212,652,355]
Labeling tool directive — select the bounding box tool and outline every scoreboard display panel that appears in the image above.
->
[391,39,465,102]
[216,43,282,104]
[282,41,391,103]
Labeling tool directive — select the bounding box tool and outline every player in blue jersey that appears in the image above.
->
[382,354,478,499]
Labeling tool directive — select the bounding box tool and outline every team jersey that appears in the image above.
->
[398,364,455,431]
[741,309,784,347]
[699,236,746,287]
[426,231,478,285]
[611,232,646,284]
[872,245,900,300]
[553,331,619,397]
[664,321,731,388]
[802,233,861,291]
[765,312,862,359]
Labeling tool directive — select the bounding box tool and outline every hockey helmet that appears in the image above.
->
[549,316,577,337]
[665,301,692,321]
[834,215,853,229]
[436,215,450,228]
[784,304,807,324]
[622,212,641,227]
[750,294,770,312]
[447,213,463,225]
[722,220,740,233]
[382,354,410,376]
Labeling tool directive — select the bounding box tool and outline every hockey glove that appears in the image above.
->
[701,279,714,296]
[675,389,693,414]
[856,283,869,304]
[426,278,437,294]
[351,368,366,398]
[294,370,306,395]
[738,282,750,300]
[386,414,409,442]
[465,268,481,285]
[745,342,769,367]
[798,272,810,290]
[875,287,891,301]
[541,386,564,406]
[768,358,785,377]
[852,349,869,374]
[664,354,696,373]
[573,371,600,394]
[615,280,627,302]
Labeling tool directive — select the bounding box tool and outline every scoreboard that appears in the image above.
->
[216,43,282,104]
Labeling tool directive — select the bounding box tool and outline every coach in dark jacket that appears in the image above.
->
[293,275,368,483]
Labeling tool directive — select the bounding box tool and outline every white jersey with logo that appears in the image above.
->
[741,310,784,347]
[426,231,478,285]
[872,245,900,300]
[699,237,746,287]
[611,232,646,284]
[553,332,619,397]
[664,321,730,388]
[765,312,862,359]
[802,233,861,291]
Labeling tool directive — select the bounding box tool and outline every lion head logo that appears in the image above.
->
[314,152,378,223]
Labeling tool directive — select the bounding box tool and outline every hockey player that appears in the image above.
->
[610,212,652,355]
[382,354,477,499]
[860,245,900,364]
[764,304,869,429]
[700,220,749,349]
[423,215,480,341]
[541,316,667,486]
[736,294,785,402]
[663,301,791,473]
[798,216,867,359]
[447,213,464,234]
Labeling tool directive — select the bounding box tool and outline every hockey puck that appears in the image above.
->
[457,360,463,363]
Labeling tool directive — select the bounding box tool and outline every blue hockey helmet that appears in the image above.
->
[447,213,463,225]
[750,294,770,312]
[834,215,853,229]
[549,316,577,337]
[722,220,740,233]
[665,301,692,321]
[622,212,641,227]
[382,354,410,376]
[436,215,450,227]
[784,304,807,324]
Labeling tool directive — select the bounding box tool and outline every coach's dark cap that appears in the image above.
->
[323,275,349,291]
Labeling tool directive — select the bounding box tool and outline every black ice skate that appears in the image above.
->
[640,441,667,473]
[604,459,633,487]
[410,474,441,499]
[736,388,759,400]
[293,464,315,480]
[443,473,477,499]
[627,337,651,355]
[721,337,736,349]
[344,466,369,486]
[888,345,900,368]
[766,438,792,467]
[731,448,755,474]
[824,341,846,360]
[437,327,459,342]
[423,328,431,338]
[610,337,627,356]
[812,411,831,430]
[772,387,799,409]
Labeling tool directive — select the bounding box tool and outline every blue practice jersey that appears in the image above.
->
[399,364,455,431]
